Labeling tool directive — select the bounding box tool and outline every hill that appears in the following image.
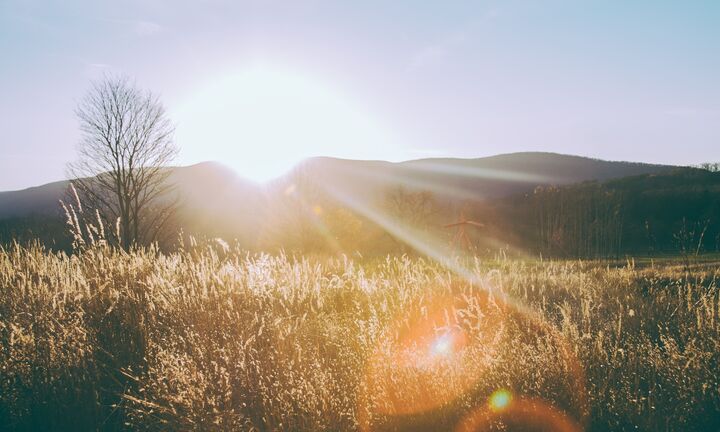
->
[483,167,720,257]
[0,152,693,254]
[0,152,673,220]
[288,152,673,204]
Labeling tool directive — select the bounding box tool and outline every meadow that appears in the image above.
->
[0,242,718,431]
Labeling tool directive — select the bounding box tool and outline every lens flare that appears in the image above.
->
[357,292,506,427]
[357,284,589,432]
[457,396,582,432]
[306,157,587,432]
[488,389,512,412]
[429,332,455,357]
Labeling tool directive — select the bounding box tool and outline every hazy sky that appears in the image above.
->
[1,0,719,189]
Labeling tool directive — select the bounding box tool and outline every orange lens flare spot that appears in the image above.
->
[488,389,512,412]
[429,332,455,357]
[359,295,506,420]
[457,396,583,432]
[358,288,587,432]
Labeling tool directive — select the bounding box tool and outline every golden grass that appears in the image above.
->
[0,243,718,431]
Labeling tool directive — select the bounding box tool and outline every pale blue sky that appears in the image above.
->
[1,0,719,189]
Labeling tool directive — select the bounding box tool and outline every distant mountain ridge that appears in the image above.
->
[0,152,677,221]
[4,152,718,256]
[296,152,675,204]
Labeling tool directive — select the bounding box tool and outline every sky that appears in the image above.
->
[1,0,719,190]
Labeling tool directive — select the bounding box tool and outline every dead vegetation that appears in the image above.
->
[0,243,718,431]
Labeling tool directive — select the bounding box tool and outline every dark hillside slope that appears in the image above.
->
[607,168,720,253]
[0,153,684,253]
[483,168,720,257]
[287,152,674,207]
[0,180,68,219]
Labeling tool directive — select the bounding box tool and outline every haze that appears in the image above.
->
[1,0,719,189]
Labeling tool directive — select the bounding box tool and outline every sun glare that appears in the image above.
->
[173,65,396,182]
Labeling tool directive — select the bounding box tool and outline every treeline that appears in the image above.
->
[2,169,719,259]
[0,215,71,251]
[611,170,720,255]
[490,168,720,258]
[530,184,624,259]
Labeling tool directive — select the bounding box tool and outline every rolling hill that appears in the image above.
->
[288,152,675,204]
[0,152,675,220]
[2,152,702,254]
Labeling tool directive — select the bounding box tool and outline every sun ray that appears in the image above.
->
[405,160,554,183]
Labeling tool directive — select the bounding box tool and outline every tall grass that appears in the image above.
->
[0,243,718,431]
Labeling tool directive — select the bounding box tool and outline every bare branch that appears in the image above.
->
[66,74,178,250]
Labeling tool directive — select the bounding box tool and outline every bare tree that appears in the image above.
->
[385,187,436,228]
[383,187,437,252]
[695,162,720,172]
[68,75,178,250]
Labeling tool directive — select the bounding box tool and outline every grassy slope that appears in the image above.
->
[0,244,718,431]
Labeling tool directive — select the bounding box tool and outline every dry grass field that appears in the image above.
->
[0,243,718,431]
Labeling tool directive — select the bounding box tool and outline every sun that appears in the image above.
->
[173,65,397,182]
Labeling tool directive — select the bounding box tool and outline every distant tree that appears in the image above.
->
[673,217,710,268]
[322,207,364,251]
[385,187,436,228]
[695,162,720,172]
[383,187,437,252]
[268,164,326,251]
[67,76,178,250]
[532,184,624,259]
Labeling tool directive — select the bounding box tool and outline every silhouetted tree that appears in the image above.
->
[68,76,178,250]
[385,187,436,228]
[384,187,437,252]
[532,184,624,258]
[696,162,720,172]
